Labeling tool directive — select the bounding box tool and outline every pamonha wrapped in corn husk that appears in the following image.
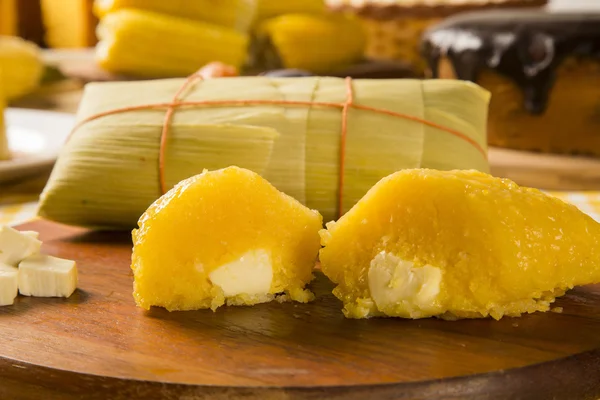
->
[38,76,490,228]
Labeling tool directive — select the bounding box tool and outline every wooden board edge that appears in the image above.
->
[1,348,600,400]
[488,147,600,191]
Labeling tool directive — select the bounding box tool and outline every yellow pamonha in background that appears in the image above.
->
[256,0,325,21]
[0,35,43,161]
[94,0,256,32]
[252,13,366,73]
[41,0,98,48]
[320,169,600,320]
[0,0,17,36]
[92,0,368,78]
[96,9,249,78]
[131,166,322,311]
[0,35,43,100]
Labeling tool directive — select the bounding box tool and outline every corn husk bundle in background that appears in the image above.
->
[93,0,369,78]
[0,0,17,36]
[3,0,97,49]
[94,0,256,32]
[0,36,43,99]
[41,0,98,48]
[38,77,490,229]
[250,14,366,73]
[95,9,249,78]
[0,0,46,44]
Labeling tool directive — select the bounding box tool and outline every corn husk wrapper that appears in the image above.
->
[250,14,366,73]
[38,77,490,228]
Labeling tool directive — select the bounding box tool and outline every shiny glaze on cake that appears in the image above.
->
[422,10,600,114]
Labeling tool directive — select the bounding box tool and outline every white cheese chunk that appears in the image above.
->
[0,226,42,266]
[0,263,18,306]
[209,249,273,297]
[368,251,443,318]
[18,254,78,298]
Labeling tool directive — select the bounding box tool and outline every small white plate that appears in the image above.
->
[0,108,75,184]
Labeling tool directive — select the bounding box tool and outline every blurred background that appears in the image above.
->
[1,0,599,225]
[1,0,596,111]
[2,0,565,104]
[2,0,596,106]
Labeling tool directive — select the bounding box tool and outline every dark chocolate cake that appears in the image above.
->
[422,9,600,155]
[327,0,547,72]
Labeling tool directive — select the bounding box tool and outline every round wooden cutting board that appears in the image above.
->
[1,220,600,400]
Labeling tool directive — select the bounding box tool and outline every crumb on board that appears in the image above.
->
[275,294,290,303]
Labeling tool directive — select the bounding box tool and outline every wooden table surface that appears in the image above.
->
[1,220,600,400]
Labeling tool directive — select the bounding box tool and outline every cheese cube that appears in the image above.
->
[0,225,42,266]
[0,263,18,306]
[208,249,273,297]
[368,251,443,318]
[18,254,78,297]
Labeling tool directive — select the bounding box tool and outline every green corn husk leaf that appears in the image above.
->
[38,77,490,228]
